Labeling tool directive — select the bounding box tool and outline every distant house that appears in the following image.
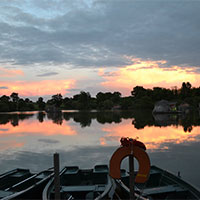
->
[152,100,170,113]
[152,100,178,114]
[178,103,190,114]
[169,102,177,112]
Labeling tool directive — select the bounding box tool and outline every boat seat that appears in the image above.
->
[94,165,108,173]
[61,185,105,193]
[143,184,187,196]
[64,166,79,174]
[9,171,30,178]
[61,185,96,192]
[0,190,13,198]
[35,170,52,180]
[92,171,108,185]
[96,185,106,192]
[62,168,81,186]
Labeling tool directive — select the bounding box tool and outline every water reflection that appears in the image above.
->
[101,121,200,149]
[37,112,45,123]
[0,111,200,188]
[1,110,200,151]
[0,113,34,126]
[1,111,200,133]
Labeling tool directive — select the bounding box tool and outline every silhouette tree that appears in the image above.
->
[10,92,19,102]
[131,86,146,98]
[37,97,46,110]
[48,94,63,107]
[10,92,19,110]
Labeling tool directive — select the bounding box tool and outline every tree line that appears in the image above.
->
[0,110,199,133]
[0,82,200,112]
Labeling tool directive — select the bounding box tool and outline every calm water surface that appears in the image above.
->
[0,110,200,189]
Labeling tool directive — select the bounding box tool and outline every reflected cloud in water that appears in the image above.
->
[38,138,60,144]
[0,117,76,136]
[101,120,200,149]
[0,140,24,151]
[0,111,200,188]
[0,111,200,152]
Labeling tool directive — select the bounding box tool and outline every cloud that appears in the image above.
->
[0,67,24,77]
[0,79,76,97]
[98,69,118,77]
[98,58,200,95]
[37,72,59,77]
[0,86,8,89]
[38,138,60,144]
[0,0,199,71]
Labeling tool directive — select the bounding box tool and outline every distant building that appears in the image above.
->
[178,103,190,114]
[152,100,170,113]
[152,100,178,114]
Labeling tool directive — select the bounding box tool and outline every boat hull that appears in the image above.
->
[117,165,200,200]
[43,165,117,200]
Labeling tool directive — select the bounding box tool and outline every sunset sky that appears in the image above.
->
[0,0,200,100]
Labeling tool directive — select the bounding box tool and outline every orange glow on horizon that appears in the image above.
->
[0,79,76,97]
[99,58,200,95]
[100,120,200,149]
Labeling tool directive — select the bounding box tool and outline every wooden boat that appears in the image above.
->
[116,165,200,200]
[43,165,118,200]
[0,168,54,200]
[0,168,34,198]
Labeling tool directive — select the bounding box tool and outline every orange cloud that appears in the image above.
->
[0,67,24,77]
[99,58,200,95]
[0,120,76,136]
[100,120,200,149]
[0,79,75,97]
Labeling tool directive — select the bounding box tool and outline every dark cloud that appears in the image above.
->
[0,0,200,70]
[0,86,8,89]
[37,72,59,77]
[38,138,60,144]
[67,88,81,92]
[101,71,118,77]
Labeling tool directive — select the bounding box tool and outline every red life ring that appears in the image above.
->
[109,145,150,183]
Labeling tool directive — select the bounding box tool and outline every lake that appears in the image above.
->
[0,110,200,190]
